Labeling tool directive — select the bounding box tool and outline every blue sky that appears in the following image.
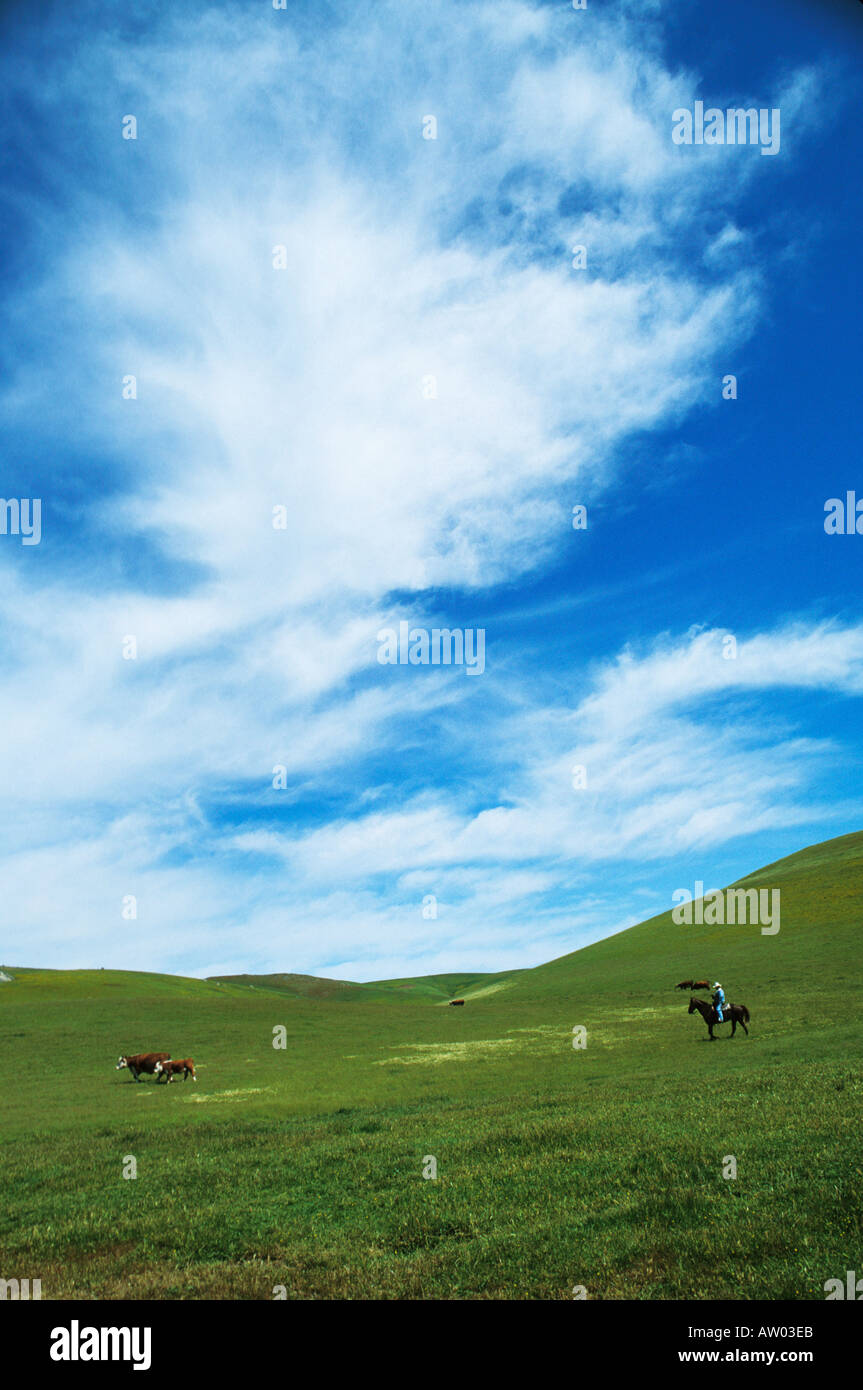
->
[1,0,861,979]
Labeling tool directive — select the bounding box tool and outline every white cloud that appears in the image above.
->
[0,1,840,976]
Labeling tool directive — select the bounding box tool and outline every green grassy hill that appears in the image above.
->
[209,970,504,1003]
[1,830,861,1299]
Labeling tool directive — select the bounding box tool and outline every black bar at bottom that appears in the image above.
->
[7,1297,857,1376]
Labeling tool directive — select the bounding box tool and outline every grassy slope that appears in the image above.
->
[0,831,861,1299]
[209,970,503,1002]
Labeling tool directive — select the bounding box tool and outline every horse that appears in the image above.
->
[688,995,750,1040]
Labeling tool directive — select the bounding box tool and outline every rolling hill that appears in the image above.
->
[207,970,505,1003]
[1,829,861,1299]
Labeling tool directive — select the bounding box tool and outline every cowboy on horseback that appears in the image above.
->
[688,992,750,1039]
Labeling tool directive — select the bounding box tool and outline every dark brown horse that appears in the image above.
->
[688,995,750,1040]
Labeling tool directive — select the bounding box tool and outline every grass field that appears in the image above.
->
[1,830,861,1300]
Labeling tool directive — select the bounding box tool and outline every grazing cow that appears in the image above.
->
[116,1052,170,1082]
[691,979,710,991]
[450,999,465,1006]
[675,980,694,990]
[158,1058,196,1083]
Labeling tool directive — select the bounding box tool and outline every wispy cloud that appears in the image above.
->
[0,0,851,977]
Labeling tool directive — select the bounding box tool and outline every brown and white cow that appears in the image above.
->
[116,1052,170,1082]
[158,1058,196,1083]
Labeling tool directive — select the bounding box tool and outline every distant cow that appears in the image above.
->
[158,1058,196,1083]
[675,980,694,990]
[450,999,465,1006]
[116,1052,170,1082]
[691,979,710,991]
